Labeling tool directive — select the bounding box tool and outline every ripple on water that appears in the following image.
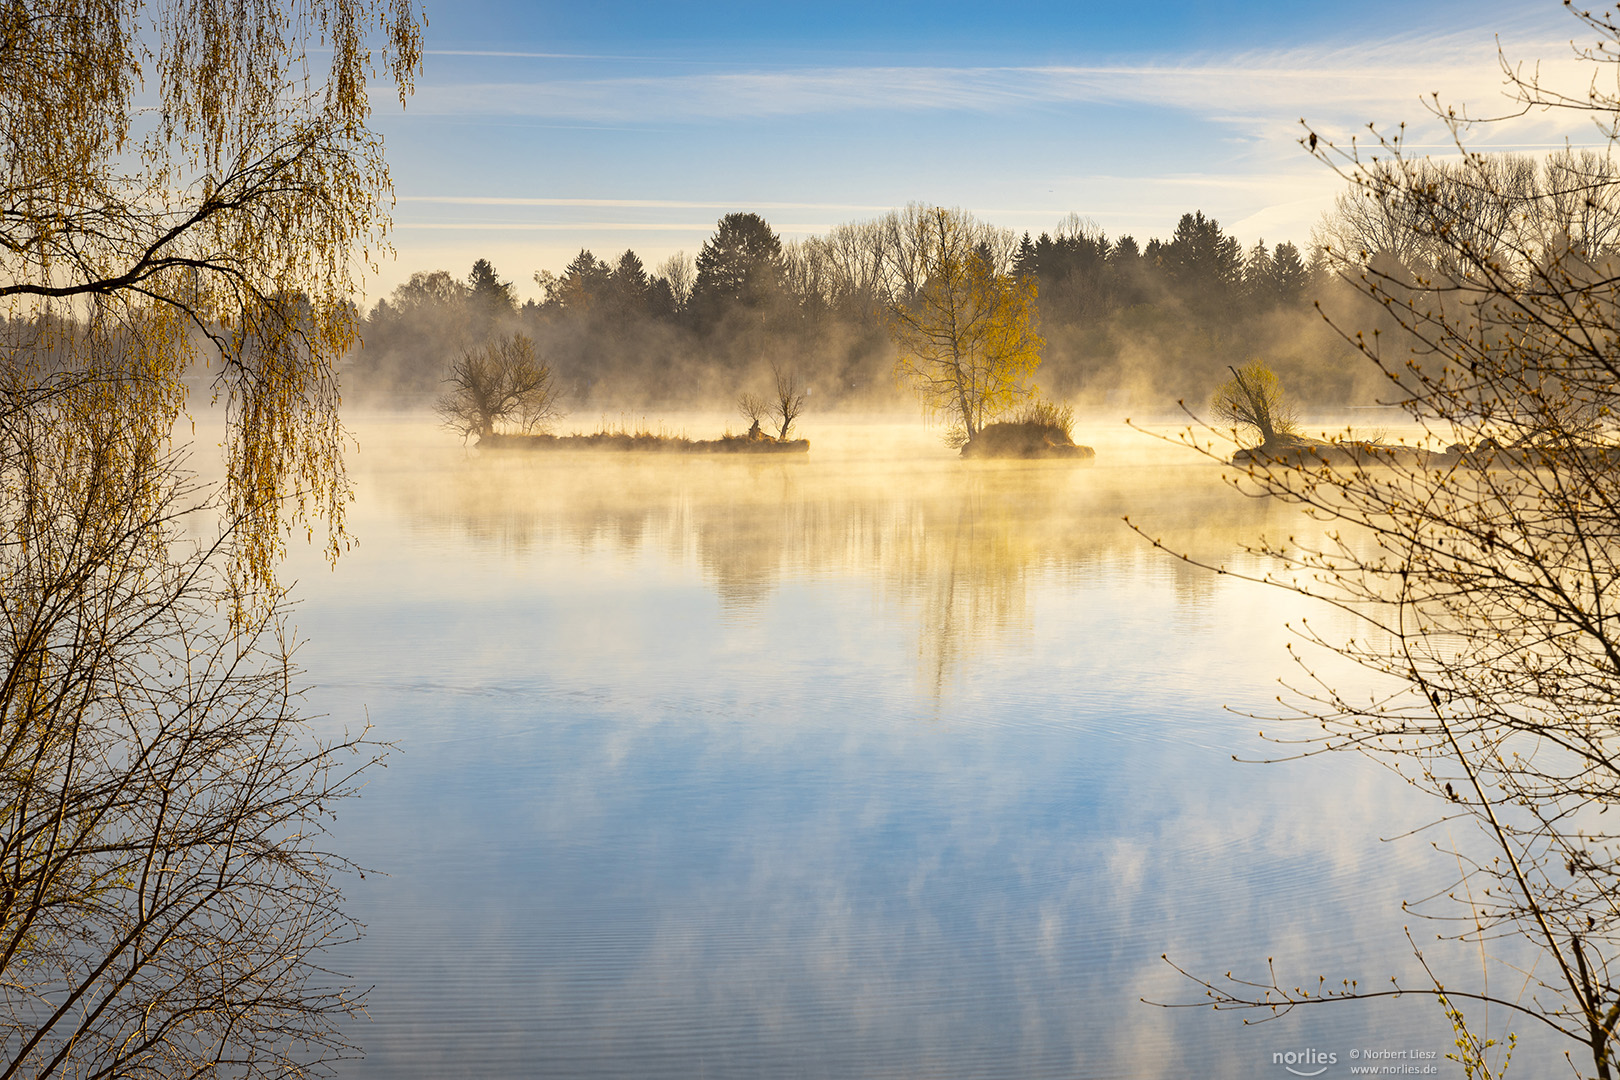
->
[289,418,1470,1079]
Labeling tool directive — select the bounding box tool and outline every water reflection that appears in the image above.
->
[279,417,1509,1079]
[370,422,1288,699]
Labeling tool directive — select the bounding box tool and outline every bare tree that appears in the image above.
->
[437,333,560,440]
[876,203,1017,300]
[1313,152,1620,284]
[1541,149,1620,258]
[657,252,696,310]
[769,362,807,440]
[0,366,374,1078]
[1145,11,1620,1078]
[736,391,769,438]
[792,220,890,320]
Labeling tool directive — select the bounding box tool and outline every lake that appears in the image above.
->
[284,415,1508,1079]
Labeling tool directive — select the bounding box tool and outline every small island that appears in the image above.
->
[1217,361,1620,472]
[1218,361,1428,467]
[957,401,1095,460]
[481,427,809,454]
[961,419,1095,460]
[440,336,811,454]
[427,221,1111,463]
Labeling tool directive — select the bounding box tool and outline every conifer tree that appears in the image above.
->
[691,213,786,319]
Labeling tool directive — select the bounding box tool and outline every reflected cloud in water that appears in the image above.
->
[278,416,1525,1079]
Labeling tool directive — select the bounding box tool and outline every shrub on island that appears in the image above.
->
[958,399,1095,459]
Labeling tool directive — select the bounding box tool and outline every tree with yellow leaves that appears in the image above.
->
[1,0,421,601]
[886,206,1044,447]
[1210,359,1299,449]
[0,2,423,1076]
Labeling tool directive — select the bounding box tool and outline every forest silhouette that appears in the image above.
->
[350,205,1385,416]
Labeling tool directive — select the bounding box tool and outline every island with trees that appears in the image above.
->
[435,330,810,454]
[351,205,1368,432]
[396,207,1118,459]
[361,179,1563,462]
[1212,359,1428,467]
[887,205,1093,459]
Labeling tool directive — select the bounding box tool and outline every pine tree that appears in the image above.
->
[468,259,517,322]
[1162,211,1243,316]
[553,250,614,314]
[691,212,785,320]
[610,249,651,315]
[1271,242,1309,305]
[1242,239,1276,307]
[1013,232,1039,278]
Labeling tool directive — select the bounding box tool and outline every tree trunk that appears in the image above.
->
[1230,366,1278,446]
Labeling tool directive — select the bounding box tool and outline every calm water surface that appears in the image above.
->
[284,416,1509,1079]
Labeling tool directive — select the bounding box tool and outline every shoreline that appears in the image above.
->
[479,432,811,454]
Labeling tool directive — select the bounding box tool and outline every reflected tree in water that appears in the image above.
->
[390,444,1275,705]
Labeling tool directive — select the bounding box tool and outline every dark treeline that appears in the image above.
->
[350,204,1385,415]
[1005,211,1369,408]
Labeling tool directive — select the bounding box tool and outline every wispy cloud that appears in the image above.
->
[423,49,666,61]
[394,221,836,232]
[397,196,895,212]
[374,11,1609,296]
[407,27,1589,142]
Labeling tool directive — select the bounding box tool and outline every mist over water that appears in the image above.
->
[283,415,1515,1078]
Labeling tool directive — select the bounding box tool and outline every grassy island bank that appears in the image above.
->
[960,420,1095,460]
[480,430,810,454]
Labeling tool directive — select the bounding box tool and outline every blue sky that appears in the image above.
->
[370,1,1591,302]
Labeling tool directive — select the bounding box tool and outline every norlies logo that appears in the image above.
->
[1274,1048,1338,1076]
